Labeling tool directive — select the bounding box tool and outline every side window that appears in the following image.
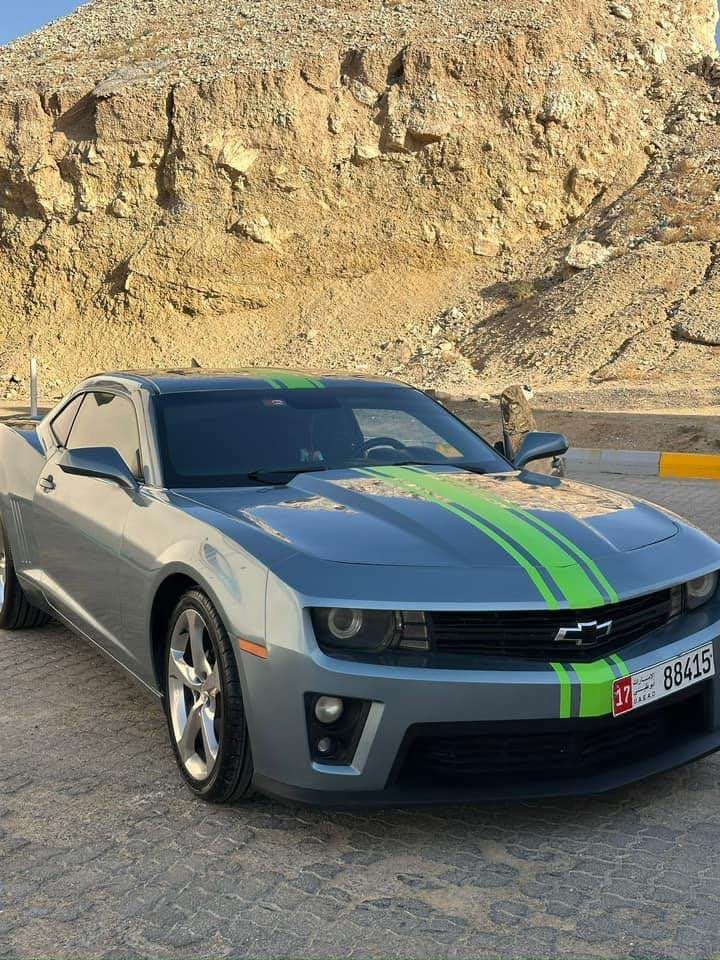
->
[50,394,84,447]
[66,392,143,479]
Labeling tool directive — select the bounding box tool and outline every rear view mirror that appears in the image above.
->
[514,432,569,470]
[58,446,138,493]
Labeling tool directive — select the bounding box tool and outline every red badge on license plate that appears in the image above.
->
[613,676,634,716]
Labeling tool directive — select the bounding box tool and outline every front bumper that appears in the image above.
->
[240,589,720,806]
[254,729,720,806]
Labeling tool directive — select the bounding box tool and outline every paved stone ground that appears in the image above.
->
[2,474,720,959]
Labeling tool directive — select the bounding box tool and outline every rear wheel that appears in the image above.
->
[163,588,255,803]
[0,519,50,630]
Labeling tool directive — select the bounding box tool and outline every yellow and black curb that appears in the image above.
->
[564,448,720,481]
[658,452,720,481]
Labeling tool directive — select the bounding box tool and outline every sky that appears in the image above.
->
[0,1,84,45]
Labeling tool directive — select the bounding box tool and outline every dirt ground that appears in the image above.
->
[451,401,720,453]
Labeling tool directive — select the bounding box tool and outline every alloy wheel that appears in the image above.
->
[167,608,222,780]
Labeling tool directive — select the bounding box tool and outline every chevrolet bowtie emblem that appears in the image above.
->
[554,619,613,647]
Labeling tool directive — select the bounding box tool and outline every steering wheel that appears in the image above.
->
[360,437,408,457]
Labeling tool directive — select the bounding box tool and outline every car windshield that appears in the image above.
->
[154,385,510,488]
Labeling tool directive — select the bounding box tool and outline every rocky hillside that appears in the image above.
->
[0,0,717,402]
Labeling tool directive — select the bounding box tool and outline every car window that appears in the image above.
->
[66,391,143,479]
[155,386,509,487]
[50,394,84,447]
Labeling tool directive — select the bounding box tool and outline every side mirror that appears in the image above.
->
[58,446,139,493]
[514,432,569,471]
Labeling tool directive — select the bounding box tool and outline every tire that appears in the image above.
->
[163,588,255,803]
[0,518,50,630]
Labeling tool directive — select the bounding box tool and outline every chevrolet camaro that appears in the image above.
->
[1,369,719,805]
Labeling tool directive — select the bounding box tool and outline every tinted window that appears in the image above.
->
[67,392,143,478]
[50,394,83,447]
[155,386,508,488]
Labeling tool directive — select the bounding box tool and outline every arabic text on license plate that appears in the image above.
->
[612,644,715,717]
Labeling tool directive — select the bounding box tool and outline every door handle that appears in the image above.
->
[39,474,56,492]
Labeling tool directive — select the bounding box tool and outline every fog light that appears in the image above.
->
[305,692,371,765]
[314,695,344,724]
[315,736,337,757]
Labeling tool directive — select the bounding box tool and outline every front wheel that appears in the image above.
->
[163,588,254,803]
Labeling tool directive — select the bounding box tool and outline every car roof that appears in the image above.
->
[79,368,407,395]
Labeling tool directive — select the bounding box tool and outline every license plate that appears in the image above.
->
[612,644,715,717]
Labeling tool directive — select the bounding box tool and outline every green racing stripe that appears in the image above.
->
[551,662,572,719]
[241,369,325,389]
[609,652,630,676]
[429,499,559,609]
[365,466,608,608]
[505,508,618,605]
[404,465,618,605]
[571,658,617,717]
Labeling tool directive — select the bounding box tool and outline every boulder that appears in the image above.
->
[93,61,168,98]
[217,140,259,175]
[232,216,278,246]
[353,143,381,164]
[610,3,633,20]
[346,78,379,106]
[641,42,667,66]
[566,240,614,270]
[473,236,502,257]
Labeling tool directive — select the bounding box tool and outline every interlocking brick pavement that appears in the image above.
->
[2,474,720,959]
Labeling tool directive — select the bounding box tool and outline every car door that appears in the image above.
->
[33,390,144,671]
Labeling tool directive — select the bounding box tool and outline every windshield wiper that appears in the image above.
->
[454,463,488,475]
[246,465,330,485]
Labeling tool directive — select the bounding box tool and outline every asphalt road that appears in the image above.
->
[2,473,720,959]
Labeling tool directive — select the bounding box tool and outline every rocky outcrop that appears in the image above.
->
[467,243,714,383]
[456,49,720,396]
[0,0,716,398]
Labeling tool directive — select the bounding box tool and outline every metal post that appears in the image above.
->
[30,357,38,419]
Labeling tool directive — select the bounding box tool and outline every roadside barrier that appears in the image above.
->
[563,449,720,481]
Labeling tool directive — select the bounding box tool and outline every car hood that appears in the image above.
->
[177,466,681,603]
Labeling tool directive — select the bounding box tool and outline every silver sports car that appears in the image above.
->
[2,369,720,805]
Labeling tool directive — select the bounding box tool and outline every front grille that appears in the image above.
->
[394,688,708,788]
[428,588,673,662]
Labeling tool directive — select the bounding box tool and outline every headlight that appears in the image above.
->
[311,608,396,652]
[311,608,429,654]
[686,572,719,610]
[327,608,365,641]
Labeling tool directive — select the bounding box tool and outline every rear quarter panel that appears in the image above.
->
[0,423,47,583]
